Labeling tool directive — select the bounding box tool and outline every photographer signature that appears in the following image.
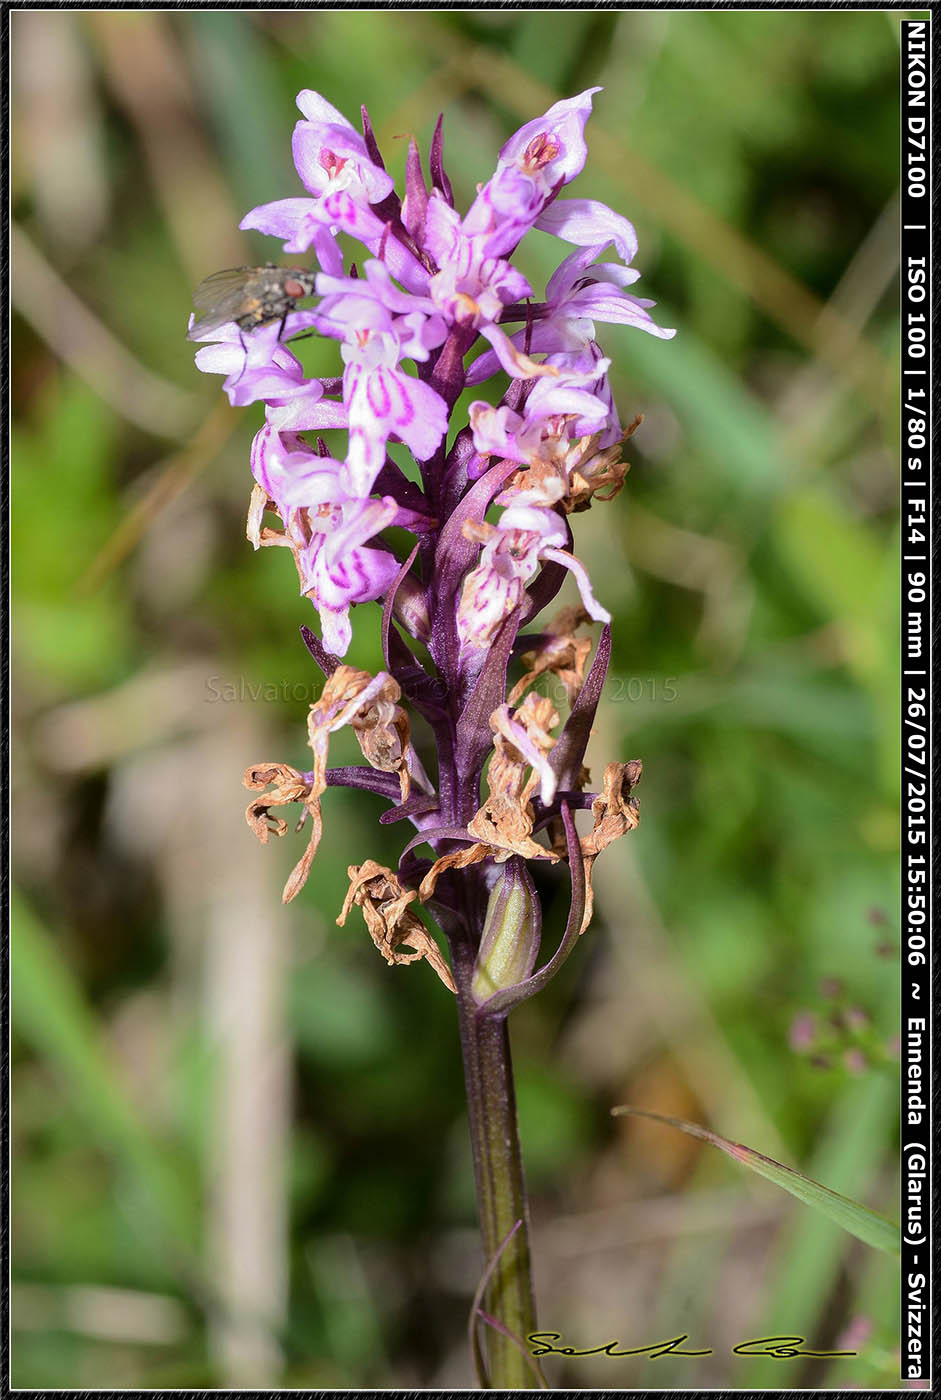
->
[528,1332,856,1360]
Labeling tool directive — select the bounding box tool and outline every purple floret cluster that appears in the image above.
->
[192,86,674,1006]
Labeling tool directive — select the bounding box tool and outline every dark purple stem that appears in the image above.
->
[416,320,541,1380]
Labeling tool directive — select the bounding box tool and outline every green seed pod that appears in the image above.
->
[471,859,541,1006]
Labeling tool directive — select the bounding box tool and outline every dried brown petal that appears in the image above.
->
[581,760,642,857]
[421,695,563,897]
[244,668,423,905]
[338,861,456,992]
[349,677,413,801]
[474,692,560,848]
[418,842,496,901]
[490,693,559,799]
[311,666,414,801]
[242,762,323,903]
[566,453,627,511]
[578,760,643,933]
[243,763,312,842]
[503,455,568,504]
[246,483,268,548]
[246,483,293,550]
[500,418,642,517]
[466,808,556,863]
[281,820,323,905]
[509,606,593,707]
[566,417,641,512]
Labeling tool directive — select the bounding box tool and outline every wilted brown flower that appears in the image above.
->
[420,694,561,900]
[244,666,419,903]
[508,605,594,707]
[564,416,642,512]
[338,861,456,992]
[246,482,288,550]
[578,759,643,932]
[347,678,414,801]
[501,416,642,518]
[243,762,321,904]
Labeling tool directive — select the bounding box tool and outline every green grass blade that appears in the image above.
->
[611,1105,899,1255]
[12,891,199,1253]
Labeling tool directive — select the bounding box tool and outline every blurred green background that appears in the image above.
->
[11,8,905,1390]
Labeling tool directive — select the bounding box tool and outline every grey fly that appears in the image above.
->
[187,264,317,340]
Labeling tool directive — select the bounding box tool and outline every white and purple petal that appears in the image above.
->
[535,198,639,264]
[250,424,348,513]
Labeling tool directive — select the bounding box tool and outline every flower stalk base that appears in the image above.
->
[455,951,538,1389]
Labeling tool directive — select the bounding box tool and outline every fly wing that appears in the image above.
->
[192,267,257,312]
[187,268,257,339]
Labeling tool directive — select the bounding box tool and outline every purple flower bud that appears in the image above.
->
[788,1012,817,1052]
[835,1315,872,1353]
[842,1006,869,1033]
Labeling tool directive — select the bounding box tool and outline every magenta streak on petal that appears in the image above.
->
[365,369,394,420]
[389,376,416,432]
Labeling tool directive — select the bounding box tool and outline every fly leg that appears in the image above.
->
[231,328,250,388]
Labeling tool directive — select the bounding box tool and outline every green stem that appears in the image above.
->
[454,946,538,1389]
